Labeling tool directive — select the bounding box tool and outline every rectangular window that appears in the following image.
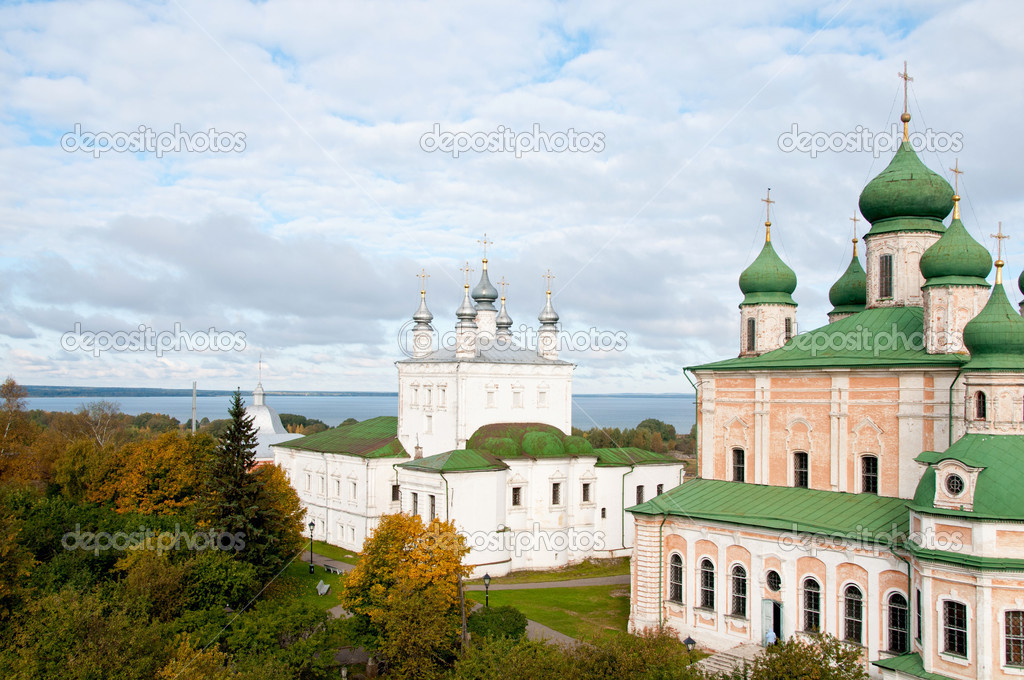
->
[411,492,419,516]
[349,526,355,542]
[916,589,923,643]
[636,485,645,505]
[429,494,436,520]
[784,317,793,342]
[538,390,548,407]
[879,254,894,299]
[335,479,341,495]
[794,451,809,488]
[319,475,325,492]
[862,456,879,494]
[425,414,432,434]
[439,386,446,406]
[305,473,311,491]
[425,387,432,406]
[513,391,523,408]
[601,507,606,519]
[512,486,522,507]
[350,481,357,501]
[656,483,664,496]
[582,482,591,503]
[1007,611,1024,667]
[486,390,495,408]
[412,386,419,406]
[944,601,968,657]
[551,482,561,506]
[391,484,400,502]
[733,448,745,483]
[746,318,756,352]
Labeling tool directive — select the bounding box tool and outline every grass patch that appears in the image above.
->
[311,540,361,565]
[264,558,346,612]
[467,584,630,640]
[466,557,629,585]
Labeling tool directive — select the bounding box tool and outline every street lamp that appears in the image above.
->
[483,573,491,608]
[683,636,696,653]
[308,520,315,574]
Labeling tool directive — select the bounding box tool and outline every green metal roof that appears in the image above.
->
[274,416,408,458]
[592,447,680,467]
[628,478,909,542]
[873,653,956,680]
[911,434,1024,520]
[906,542,1024,571]
[859,140,953,236]
[397,449,509,473]
[962,281,1024,371]
[691,306,966,372]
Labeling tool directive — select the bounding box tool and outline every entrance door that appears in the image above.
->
[762,600,783,645]
[772,601,783,640]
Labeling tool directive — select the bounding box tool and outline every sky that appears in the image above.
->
[2,0,1024,394]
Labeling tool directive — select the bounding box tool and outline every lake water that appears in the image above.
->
[26,394,696,431]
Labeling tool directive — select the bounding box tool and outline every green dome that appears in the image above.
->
[962,280,1024,370]
[738,239,797,306]
[828,252,867,313]
[858,141,953,235]
[920,216,992,287]
[1019,268,1024,297]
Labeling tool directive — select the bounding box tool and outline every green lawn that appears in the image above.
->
[311,540,361,565]
[466,557,629,585]
[467,584,630,640]
[264,558,346,612]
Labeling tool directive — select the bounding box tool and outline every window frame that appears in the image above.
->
[582,482,591,503]
[730,565,748,618]
[551,482,562,506]
[888,592,909,654]
[1006,610,1024,668]
[699,558,715,611]
[803,578,821,633]
[943,600,968,658]
[746,317,756,352]
[733,448,746,483]
[794,451,809,488]
[879,253,894,299]
[844,584,864,645]
[975,391,987,420]
[668,553,683,604]
[862,455,879,494]
[511,486,522,507]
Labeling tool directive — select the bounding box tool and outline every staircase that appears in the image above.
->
[696,643,762,677]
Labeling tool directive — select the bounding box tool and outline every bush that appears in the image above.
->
[467,605,528,640]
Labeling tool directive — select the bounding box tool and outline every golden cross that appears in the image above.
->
[991,222,1010,261]
[460,261,474,286]
[416,268,430,292]
[898,61,913,115]
[850,213,860,238]
[497,276,509,298]
[478,233,493,260]
[542,268,555,292]
[949,159,964,194]
[761,188,775,224]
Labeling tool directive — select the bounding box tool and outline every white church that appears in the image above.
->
[272,253,684,576]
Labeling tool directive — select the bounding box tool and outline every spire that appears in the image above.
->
[496,277,513,335]
[456,261,478,326]
[898,61,913,142]
[253,355,265,406]
[850,213,860,256]
[920,163,992,289]
[471,233,499,310]
[761,188,774,242]
[950,159,963,220]
[538,269,559,326]
[992,222,1010,285]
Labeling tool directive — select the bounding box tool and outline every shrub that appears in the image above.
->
[467,605,528,640]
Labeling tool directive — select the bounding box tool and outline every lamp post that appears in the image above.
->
[683,636,696,653]
[483,573,491,608]
[308,520,315,574]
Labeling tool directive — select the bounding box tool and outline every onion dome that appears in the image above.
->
[858,141,953,235]
[455,285,477,328]
[962,263,1024,370]
[412,290,433,329]
[828,247,867,315]
[920,205,992,288]
[1018,268,1024,298]
[538,290,559,327]
[738,236,797,306]
[471,259,499,311]
[496,296,513,334]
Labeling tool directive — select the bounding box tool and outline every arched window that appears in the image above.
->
[669,554,683,603]
[862,455,879,494]
[1006,610,1024,667]
[889,593,909,653]
[699,559,715,610]
[976,391,987,420]
[732,448,746,483]
[879,254,894,299]
[845,585,864,644]
[746,318,756,352]
[731,565,747,617]
[794,451,809,488]
[803,578,821,633]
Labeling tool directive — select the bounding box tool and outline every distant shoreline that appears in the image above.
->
[23,385,694,399]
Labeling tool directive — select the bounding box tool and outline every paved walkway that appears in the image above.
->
[465,574,629,591]
[302,550,356,574]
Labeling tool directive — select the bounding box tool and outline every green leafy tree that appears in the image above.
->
[467,604,528,640]
[748,634,868,680]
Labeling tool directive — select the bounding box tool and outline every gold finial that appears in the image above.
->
[416,268,430,296]
[497,276,509,301]
[949,160,964,220]
[478,233,493,264]
[991,222,1010,284]
[850,213,860,256]
[542,268,555,294]
[460,261,474,288]
[898,61,913,142]
[761,188,775,242]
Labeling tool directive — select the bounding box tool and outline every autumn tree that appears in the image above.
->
[749,634,868,680]
[341,513,470,678]
[0,377,30,457]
